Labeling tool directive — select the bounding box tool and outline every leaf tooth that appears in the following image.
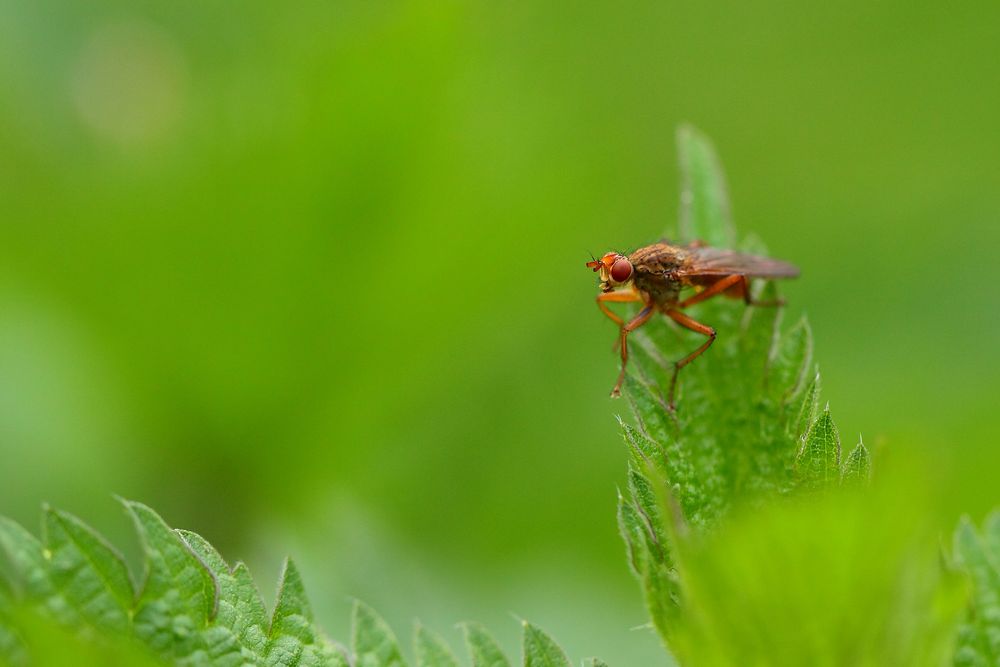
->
[459,620,511,667]
[414,622,460,667]
[352,599,407,667]
[0,515,51,602]
[794,405,841,489]
[841,436,872,486]
[42,507,135,634]
[617,491,646,578]
[269,559,314,636]
[120,498,218,647]
[521,620,571,667]
[790,367,821,442]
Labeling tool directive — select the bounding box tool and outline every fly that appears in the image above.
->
[586,241,799,407]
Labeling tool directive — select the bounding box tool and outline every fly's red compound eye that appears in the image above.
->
[610,258,632,283]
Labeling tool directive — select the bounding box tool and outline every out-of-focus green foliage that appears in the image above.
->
[670,483,967,667]
[0,501,591,667]
[952,512,1000,666]
[2,3,999,661]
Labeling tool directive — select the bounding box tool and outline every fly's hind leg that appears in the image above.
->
[732,276,786,307]
[665,309,717,408]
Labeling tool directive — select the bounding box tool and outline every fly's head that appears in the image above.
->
[586,251,633,293]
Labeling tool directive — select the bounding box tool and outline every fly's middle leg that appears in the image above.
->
[664,309,717,408]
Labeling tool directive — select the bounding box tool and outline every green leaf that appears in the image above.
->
[123,499,218,660]
[984,510,1000,560]
[5,502,589,667]
[178,529,268,648]
[0,516,53,603]
[676,124,734,248]
[794,406,841,489]
[521,621,571,667]
[414,622,459,667]
[627,466,664,544]
[669,480,965,666]
[952,516,1000,665]
[766,316,813,404]
[0,584,25,667]
[267,559,344,667]
[617,491,646,579]
[270,559,315,638]
[42,507,134,635]
[460,621,511,667]
[841,438,871,485]
[791,369,821,441]
[352,599,407,667]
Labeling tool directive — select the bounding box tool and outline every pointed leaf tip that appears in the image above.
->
[43,507,134,633]
[122,499,218,647]
[522,621,571,667]
[415,622,459,667]
[352,600,407,667]
[795,408,841,489]
[841,439,872,485]
[676,124,734,248]
[460,621,511,667]
[269,558,316,644]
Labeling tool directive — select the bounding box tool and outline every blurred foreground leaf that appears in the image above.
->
[0,502,600,666]
[952,512,1000,666]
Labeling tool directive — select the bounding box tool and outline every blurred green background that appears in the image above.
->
[1,1,998,664]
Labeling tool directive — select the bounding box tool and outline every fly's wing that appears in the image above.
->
[674,246,799,279]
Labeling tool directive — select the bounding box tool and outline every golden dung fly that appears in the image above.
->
[586,241,798,406]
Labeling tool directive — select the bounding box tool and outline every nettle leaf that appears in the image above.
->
[1,504,597,667]
[794,406,841,489]
[352,600,407,667]
[0,516,55,605]
[617,125,860,648]
[43,507,134,635]
[0,578,26,666]
[766,317,813,405]
[125,499,218,661]
[266,560,344,666]
[676,124,734,248]
[414,623,460,667]
[177,529,268,654]
[521,620,571,667]
[841,438,872,485]
[791,369,821,441]
[952,514,1000,665]
[460,621,512,667]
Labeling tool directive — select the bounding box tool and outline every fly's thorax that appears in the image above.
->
[632,270,681,305]
[629,243,684,305]
[628,243,684,272]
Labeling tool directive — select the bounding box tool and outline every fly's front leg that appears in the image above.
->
[597,289,642,352]
[596,289,641,326]
[665,309,717,408]
[611,304,655,397]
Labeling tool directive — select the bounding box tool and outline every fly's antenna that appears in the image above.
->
[585,250,601,271]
